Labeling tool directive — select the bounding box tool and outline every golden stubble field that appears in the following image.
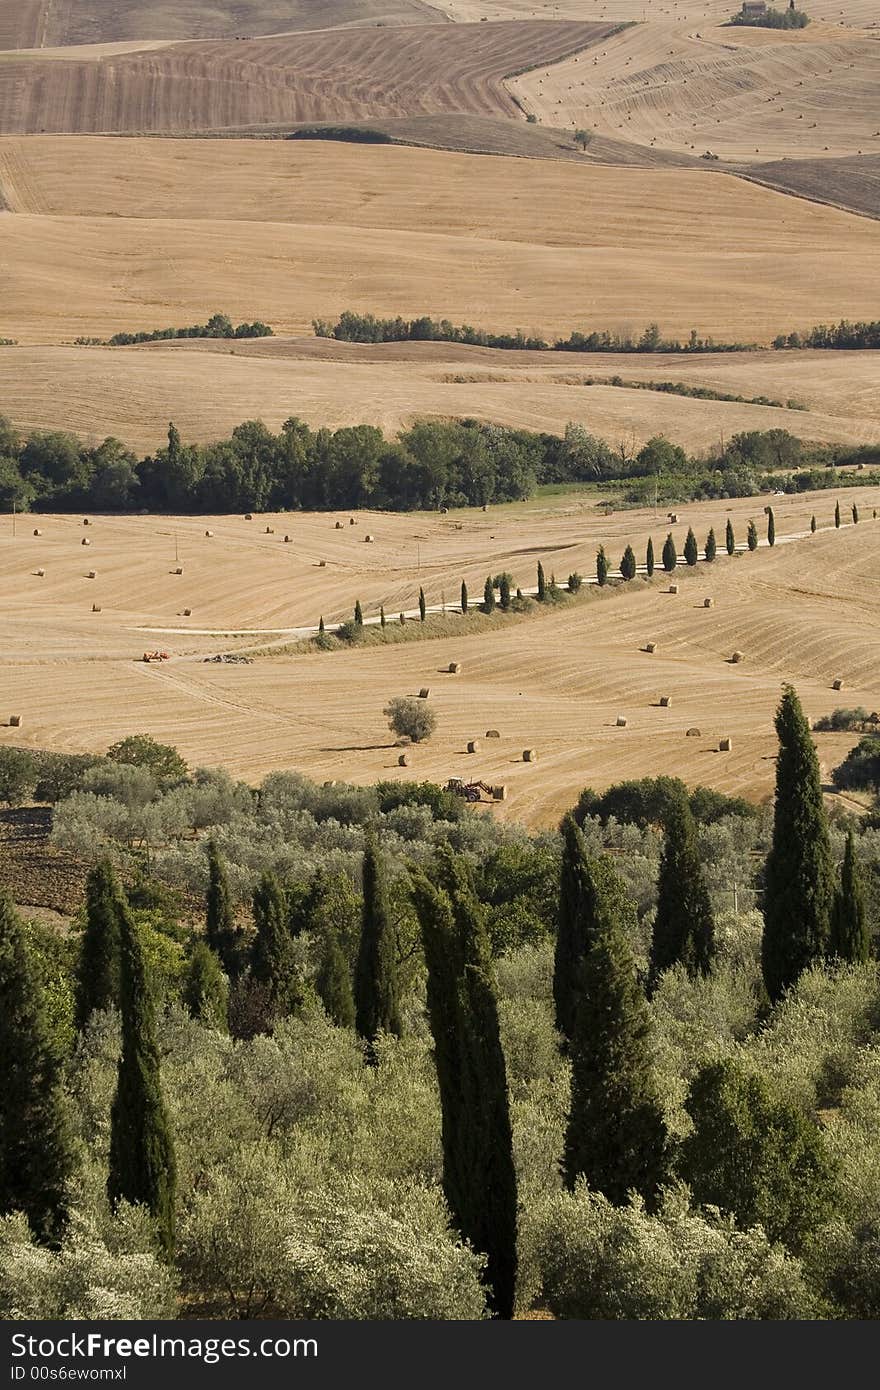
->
[2,487,878,827]
[1,137,878,350]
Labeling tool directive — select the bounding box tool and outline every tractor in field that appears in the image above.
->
[445,778,501,803]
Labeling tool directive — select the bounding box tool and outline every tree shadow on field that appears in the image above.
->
[319,743,397,753]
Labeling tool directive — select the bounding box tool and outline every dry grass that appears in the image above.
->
[743,152,880,219]
[1,489,878,828]
[0,21,613,134]
[1,138,878,346]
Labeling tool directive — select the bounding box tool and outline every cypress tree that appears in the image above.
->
[413,867,517,1319]
[483,576,495,612]
[646,536,655,576]
[828,832,869,965]
[762,685,835,1002]
[182,941,228,1031]
[318,615,325,633]
[620,544,636,580]
[537,561,546,601]
[316,919,356,1028]
[75,859,122,1030]
[662,532,677,572]
[767,508,776,547]
[107,897,176,1259]
[852,503,859,525]
[704,527,717,562]
[460,580,468,615]
[596,546,608,586]
[418,587,426,622]
[499,574,511,609]
[205,839,238,977]
[835,499,841,529]
[684,527,698,566]
[354,838,401,1057]
[251,872,299,1019]
[0,892,74,1246]
[810,515,817,534]
[726,518,735,555]
[649,786,715,986]
[747,519,758,551]
[380,604,386,628]
[354,599,363,627]
[563,905,668,1210]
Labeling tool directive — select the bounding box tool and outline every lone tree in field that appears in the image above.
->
[662,532,677,573]
[573,128,592,151]
[251,872,300,1020]
[596,546,609,586]
[747,519,759,551]
[355,838,401,1058]
[620,544,637,580]
[385,696,438,743]
[810,515,817,533]
[646,536,655,576]
[852,502,859,525]
[460,580,468,615]
[762,685,835,1002]
[726,518,735,555]
[483,576,495,613]
[684,527,698,566]
[767,508,776,547]
[564,890,669,1210]
[828,832,869,965]
[0,892,74,1246]
[108,894,176,1259]
[418,587,426,623]
[835,500,841,529]
[413,860,517,1319]
[537,561,547,602]
[649,785,715,987]
[704,527,717,562]
[205,839,238,977]
[354,599,364,627]
[76,859,122,1030]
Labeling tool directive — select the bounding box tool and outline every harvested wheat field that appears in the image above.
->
[1,489,878,826]
[1,138,878,345]
[3,341,880,453]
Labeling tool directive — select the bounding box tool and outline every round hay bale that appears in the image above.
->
[645,641,657,653]
[9,714,22,727]
[81,537,90,546]
[467,740,480,754]
[284,535,291,543]
[719,736,732,751]
[173,566,183,575]
[87,569,97,579]
[32,528,42,536]
[318,559,327,567]
[204,529,214,537]
[265,526,274,534]
[349,517,356,526]
[364,534,374,543]
[669,583,678,594]
[485,729,501,739]
[523,748,537,762]
[398,753,410,767]
[182,607,192,617]
[660,695,672,707]
[335,521,343,529]
[244,513,253,520]
[703,597,714,608]
[730,651,744,664]
[83,518,90,526]
[492,784,508,801]
[686,727,702,737]
[832,677,844,691]
[35,568,45,577]
[448,662,462,674]
[91,603,101,613]
[616,715,628,727]
[418,687,430,699]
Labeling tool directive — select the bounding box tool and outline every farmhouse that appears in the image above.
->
[740,1,768,14]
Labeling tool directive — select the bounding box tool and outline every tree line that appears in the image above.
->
[74,313,273,349]
[773,320,880,351]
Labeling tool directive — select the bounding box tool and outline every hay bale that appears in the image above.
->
[523,748,537,762]
[265,526,274,534]
[398,753,411,767]
[719,736,732,751]
[32,528,42,536]
[645,641,657,653]
[730,651,744,664]
[669,583,678,594]
[467,739,480,754]
[448,662,462,674]
[91,603,101,612]
[492,784,508,801]
[660,695,672,707]
[485,729,501,739]
[318,559,326,567]
[244,513,253,520]
[349,517,356,526]
[418,688,430,699]
[205,529,214,537]
[8,714,22,727]
[335,521,343,529]
[83,518,90,526]
[703,597,714,608]
[81,537,90,546]
[686,727,702,737]
[364,534,374,543]
[173,566,183,575]
[616,715,628,727]
[284,535,291,543]
[86,569,97,579]
[35,568,44,577]
[832,677,844,691]
[182,608,192,617]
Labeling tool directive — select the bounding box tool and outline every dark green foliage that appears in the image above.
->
[649,786,715,984]
[747,519,759,551]
[483,576,495,613]
[704,527,717,562]
[832,736,880,792]
[810,515,817,533]
[460,580,468,615]
[413,864,517,1318]
[835,500,841,529]
[680,1060,836,1252]
[318,615,325,633]
[814,706,873,733]
[620,544,637,580]
[0,748,38,806]
[75,859,122,1030]
[730,5,809,28]
[375,779,465,822]
[852,503,859,524]
[0,892,74,1246]
[762,686,835,1002]
[79,312,273,348]
[354,599,364,627]
[418,588,426,623]
[662,533,677,572]
[767,508,776,547]
[498,574,511,610]
[684,527,698,566]
[355,839,401,1055]
[596,547,608,587]
[205,840,238,977]
[537,561,546,601]
[726,518,735,554]
[106,735,187,781]
[646,536,655,576]
[315,918,356,1029]
[574,776,756,829]
[563,897,669,1209]
[380,604,386,628]
[774,318,880,350]
[289,125,394,144]
[829,834,869,964]
[568,571,583,593]
[107,897,176,1259]
[182,941,228,1031]
[250,873,300,1020]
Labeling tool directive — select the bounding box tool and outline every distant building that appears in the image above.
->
[740,1,768,13]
